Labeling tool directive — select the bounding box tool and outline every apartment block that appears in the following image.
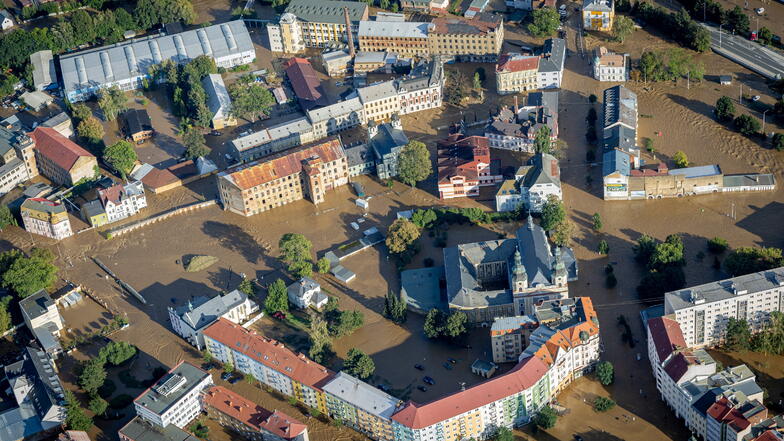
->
[359,81,401,123]
[119,417,200,441]
[490,316,537,363]
[167,289,257,350]
[0,127,36,194]
[32,127,96,187]
[133,361,213,429]
[97,181,147,223]
[203,386,310,441]
[436,131,502,200]
[322,372,403,441]
[496,152,562,213]
[427,13,504,61]
[537,38,566,89]
[19,289,65,356]
[267,0,369,53]
[485,92,558,152]
[203,318,333,414]
[664,268,784,348]
[218,137,348,217]
[21,198,73,240]
[358,20,431,58]
[495,54,539,94]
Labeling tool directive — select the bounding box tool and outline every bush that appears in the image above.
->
[597,240,609,255]
[707,237,729,254]
[734,114,761,136]
[773,133,784,151]
[593,396,616,412]
[533,406,558,429]
[596,361,614,385]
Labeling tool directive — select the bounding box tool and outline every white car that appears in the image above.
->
[756,7,764,14]
[752,95,761,101]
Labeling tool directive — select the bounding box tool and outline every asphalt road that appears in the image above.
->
[702,23,784,79]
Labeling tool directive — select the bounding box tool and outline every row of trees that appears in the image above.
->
[630,3,710,52]
[713,96,769,143]
[541,195,573,247]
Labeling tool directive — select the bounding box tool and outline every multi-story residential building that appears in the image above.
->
[202,386,310,441]
[307,97,367,139]
[119,416,200,441]
[707,395,768,441]
[60,20,256,102]
[391,355,551,441]
[443,215,577,323]
[495,54,539,95]
[395,57,444,116]
[287,277,329,309]
[583,0,614,31]
[427,13,504,61]
[267,0,369,53]
[167,289,257,350]
[359,81,401,123]
[593,46,627,82]
[358,20,431,58]
[19,289,65,356]
[40,112,74,139]
[217,137,349,217]
[231,117,317,163]
[485,93,558,152]
[664,267,784,348]
[203,318,333,414]
[133,361,214,429]
[537,38,566,89]
[21,198,73,240]
[369,116,408,181]
[31,127,96,187]
[496,152,562,213]
[93,181,147,224]
[202,74,237,129]
[2,347,67,440]
[490,315,537,363]
[322,372,403,441]
[436,131,502,200]
[0,127,37,195]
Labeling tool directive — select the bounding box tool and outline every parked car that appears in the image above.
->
[272,311,287,320]
[752,95,761,102]
[228,375,242,384]
[756,7,765,14]
[377,384,390,392]
[443,362,453,370]
[447,358,457,364]
[417,385,428,392]
[210,130,222,136]
[221,372,232,380]
[423,376,435,385]
[414,364,424,371]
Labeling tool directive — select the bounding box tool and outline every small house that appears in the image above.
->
[20,91,53,111]
[719,75,732,85]
[0,10,14,30]
[287,277,328,309]
[123,109,153,143]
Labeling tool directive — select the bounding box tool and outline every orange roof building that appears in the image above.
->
[202,386,309,441]
[202,318,333,413]
[31,127,97,186]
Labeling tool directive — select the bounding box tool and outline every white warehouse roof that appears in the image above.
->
[59,20,255,98]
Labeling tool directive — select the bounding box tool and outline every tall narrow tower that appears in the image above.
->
[344,7,355,57]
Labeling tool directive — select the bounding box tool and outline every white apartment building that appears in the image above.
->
[593,47,627,82]
[537,38,565,89]
[359,81,401,123]
[167,289,257,350]
[664,268,784,348]
[20,198,73,241]
[19,289,65,356]
[495,54,539,95]
[307,97,367,138]
[133,361,213,429]
[99,181,147,223]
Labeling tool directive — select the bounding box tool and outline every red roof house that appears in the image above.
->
[283,57,328,109]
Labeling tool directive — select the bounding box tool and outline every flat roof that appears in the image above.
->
[669,164,722,178]
[119,416,199,441]
[321,372,402,420]
[723,173,776,187]
[284,0,368,24]
[134,361,211,416]
[358,20,430,39]
[665,267,784,311]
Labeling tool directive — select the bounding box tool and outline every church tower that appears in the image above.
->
[553,246,568,287]
[511,247,528,293]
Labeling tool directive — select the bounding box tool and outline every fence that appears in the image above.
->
[105,200,217,239]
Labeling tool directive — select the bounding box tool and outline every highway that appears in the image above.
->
[702,23,784,80]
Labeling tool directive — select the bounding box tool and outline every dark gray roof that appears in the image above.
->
[602,124,636,153]
[60,20,254,97]
[120,416,200,441]
[4,347,66,421]
[175,290,249,332]
[602,148,631,177]
[522,153,560,189]
[344,142,374,167]
[538,38,565,73]
[134,362,210,416]
[370,121,408,158]
[691,388,722,416]
[665,267,784,311]
[18,290,54,321]
[527,90,558,111]
[396,57,444,93]
[124,109,152,135]
[603,85,637,130]
[285,0,368,24]
[723,173,776,188]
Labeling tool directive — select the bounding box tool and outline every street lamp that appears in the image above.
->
[762,109,770,135]
[719,23,723,48]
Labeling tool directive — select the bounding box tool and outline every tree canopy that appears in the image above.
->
[77,117,104,142]
[540,195,566,231]
[0,205,16,230]
[229,79,275,122]
[385,218,420,254]
[279,233,313,277]
[528,8,560,38]
[1,248,58,298]
[424,309,467,339]
[181,125,210,159]
[398,140,432,186]
[99,341,137,365]
[533,406,558,429]
[672,151,689,168]
[343,348,375,380]
[724,247,784,276]
[97,86,127,121]
[264,278,289,314]
[135,0,196,29]
[734,114,761,136]
[714,96,735,122]
[103,140,138,178]
[79,358,107,394]
[596,361,614,385]
[64,391,93,431]
[533,126,552,154]
[612,15,635,42]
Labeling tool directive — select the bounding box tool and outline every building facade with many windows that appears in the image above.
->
[21,198,73,240]
[133,361,214,429]
[427,13,504,61]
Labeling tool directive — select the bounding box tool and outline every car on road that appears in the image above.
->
[417,385,428,392]
[228,375,242,384]
[377,384,391,392]
[414,364,424,371]
[221,372,232,380]
[423,376,435,385]
[447,358,457,364]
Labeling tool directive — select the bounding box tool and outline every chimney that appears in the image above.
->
[344,7,355,58]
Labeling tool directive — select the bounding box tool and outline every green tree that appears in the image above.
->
[551,219,573,247]
[596,361,614,385]
[264,278,289,314]
[238,278,256,296]
[103,140,137,177]
[398,140,432,186]
[491,427,515,441]
[317,257,331,274]
[383,292,407,323]
[592,212,602,231]
[279,233,313,266]
[528,7,560,38]
[758,27,773,45]
[540,195,566,231]
[725,5,749,34]
[773,133,784,151]
[329,310,364,337]
[724,247,784,276]
[77,117,104,142]
[593,396,616,412]
[343,348,375,380]
[79,359,107,394]
[472,72,481,91]
[634,234,657,264]
[533,126,552,154]
[707,237,729,254]
[0,205,17,230]
[65,391,93,431]
[423,308,445,339]
[70,103,92,123]
[223,362,234,373]
[533,406,558,429]
[714,96,735,122]
[612,15,635,42]
[411,209,438,229]
[649,234,684,270]
[181,126,210,159]
[2,252,58,298]
[734,114,761,136]
[444,311,467,338]
[189,421,209,438]
[385,218,420,254]
[598,240,609,255]
[229,81,275,121]
[672,150,689,168]
[97,86,127,121]
[99,341,137,366]
[725,318,752,351]
[135,0,196,29]
[0,296,11,333]
[308,316,333,363]
[89,396,108,416]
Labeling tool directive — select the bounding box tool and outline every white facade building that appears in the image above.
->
[167,289,257,349]
[0,10,14,30]
[593,47,627,82]
[287,277,328,309]
[133,361,213,429]
[496,153,562,213]
[98,181,147,223]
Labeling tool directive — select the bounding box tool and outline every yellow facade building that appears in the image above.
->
[582,0,614,31]
[428,13,504,61]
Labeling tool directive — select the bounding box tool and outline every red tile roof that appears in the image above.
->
[222,137,344,190]
[496,54,539,73]
[98,184,123,206]
[647,316,687,364]
[754,430,783,441]
[437,134,492,184]
[283,57,323,103]
[31,127,94,172]
[203,386,307,440]
[203,318,334,389]
[390,356,549,429]
[708,397,752,432]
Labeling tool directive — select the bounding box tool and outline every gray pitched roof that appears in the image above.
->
[202,74,232,121]
[60,20,254,97]
[583,0,613,12]
[538,38,565,73]
[344,142,374,167]
[321,372,402,419]
[369,121,408,158]
[285,0,368,24]
[603,85,637,130]
[177,289,248,331]
[358,81,398,103]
